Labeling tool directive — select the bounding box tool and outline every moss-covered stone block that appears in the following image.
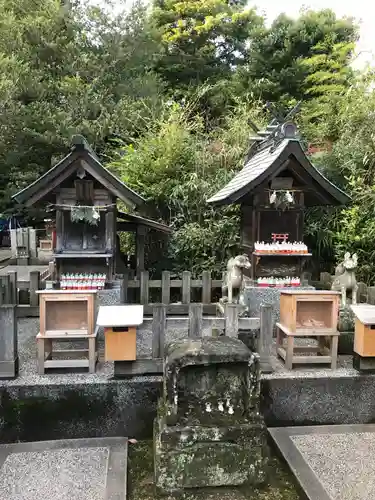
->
[154,420,268,492]
[154,337,268,494]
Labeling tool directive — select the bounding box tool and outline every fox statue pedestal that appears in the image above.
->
[154,337,268,494]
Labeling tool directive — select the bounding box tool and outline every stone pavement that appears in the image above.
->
[0,437,128,500]
[269,424,375,500]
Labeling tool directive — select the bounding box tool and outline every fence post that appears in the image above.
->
[8,271,18,305]
[257,304,273,373]
[301,271,312,287]
[29,271,40,307]
[189,303,203,338]
[368,286,375,305]
[2,275,11,305]
[320,272,332,287]
[202,271,211,304]
[224,303,239,338]
[48,261,55,281]
[120,269,129,304]
[0,305,18,378]
[357,282,368,303]
[152,304,166,359]
[140,271,149,305]
[182,271,191,304]
[161,271,171,304]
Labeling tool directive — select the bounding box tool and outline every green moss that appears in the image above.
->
[128,441,303,500]
[0,388,115,442]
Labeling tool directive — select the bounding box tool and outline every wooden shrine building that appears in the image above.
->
[207,116,350,282]
[12,135,171,283]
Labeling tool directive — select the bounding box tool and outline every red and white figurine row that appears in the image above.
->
[60,273,106,290]
[254,241,308,254]
[257,277,301,288]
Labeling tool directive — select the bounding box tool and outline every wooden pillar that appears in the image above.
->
[105,207,116,252]
[189,303,203,338]
[136,225,147,278]
[55,209,64,252]
[105,206,116,279]
[152,304,166,359]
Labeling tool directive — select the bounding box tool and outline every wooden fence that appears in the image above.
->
[119,270,222,305]
[114,302,272,377]
[0,270,50,317]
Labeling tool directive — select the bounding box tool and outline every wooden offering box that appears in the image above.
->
[36,290,97,374]
[351,305,375,357]
[280,290,340,334]
[97,305,144,362]
[38,290,96,335]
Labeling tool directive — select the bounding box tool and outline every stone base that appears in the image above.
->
[243,286,315,329]
[338,331,354,355]
[0,358,18,379]
[154,417,268,493]
[353,353,375,372]
[338,306,355,332]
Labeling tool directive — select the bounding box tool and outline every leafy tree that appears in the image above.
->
[0,0,163,211]
[304,74,375,282]
[152,0,263,91]
[299,38,355,142]
[108,97,263,275]
[239,9,358,105]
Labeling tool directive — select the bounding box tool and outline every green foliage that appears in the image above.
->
[108,98,262,275]
[304,75,375,282]
[239,9,358,105]
[152,0,263,89]
[0,0,163,211]
[0,0,371,279]
[300,39,355,141]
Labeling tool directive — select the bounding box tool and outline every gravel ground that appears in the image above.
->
[0,448,108,500]
[292,432,375,500]
[0,317,356,387]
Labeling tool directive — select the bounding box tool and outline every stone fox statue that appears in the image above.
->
[331,252,358,307]
[221,254,251,304]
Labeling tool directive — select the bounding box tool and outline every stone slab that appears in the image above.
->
[353,353,375,372]
[269,424,375,500]
[0,437,128,500]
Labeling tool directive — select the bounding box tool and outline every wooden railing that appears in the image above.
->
[114,302,272,377]
[0,269,53,317]
[119,270,223,306]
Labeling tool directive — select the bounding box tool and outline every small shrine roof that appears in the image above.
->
[12,135,145,208]
[97,305,144,327]
[351,305,375,325]
[207,124,350,207]
[117,211,173,234]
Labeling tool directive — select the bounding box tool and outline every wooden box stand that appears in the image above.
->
[351,305,375,371]
[36,290,98,374]
[277,290,340,370]
[97,305,144,362]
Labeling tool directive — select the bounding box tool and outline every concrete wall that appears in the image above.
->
[1,372,375,443]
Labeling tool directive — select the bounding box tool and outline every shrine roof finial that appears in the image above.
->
[246,101,302,158]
